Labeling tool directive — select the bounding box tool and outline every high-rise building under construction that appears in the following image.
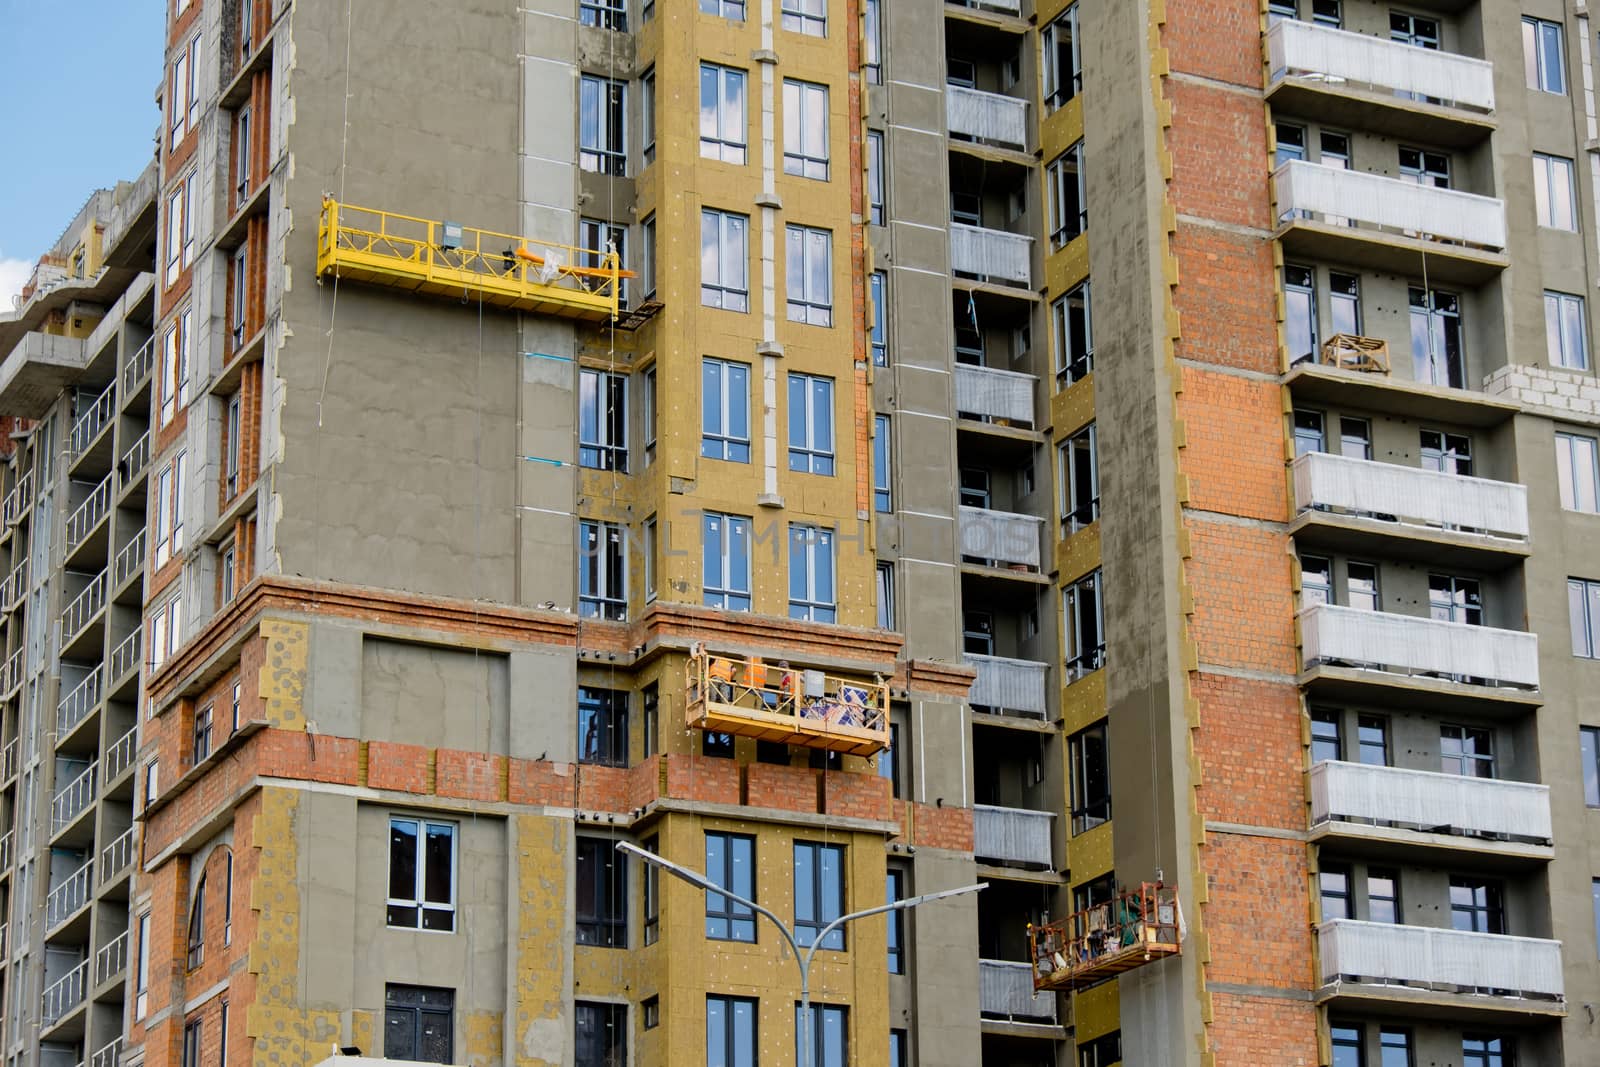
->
[1,0,1599,1064]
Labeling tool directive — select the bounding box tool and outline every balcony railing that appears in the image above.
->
[1319,919,1563,1001]
[959,506,1043,570]
[1273,160,1507,252]
[91,1038,122,1067]
[56,667,102,739]
[93,929,128,987]
[110,628,140,683]
[950,222,1033,286]
[113,528,146,589]
[4,647,22,694]
[51,761,97,834]
[946,86,1029,151]
[1267,19,1495,112]
[1,738,16,781]
[964,654,1048,718]
[6,559,27,605]
[954,364,1035,426]
[122,335,155,396]
[4,470,32,527]
[104,730,137,785]
[0,831,12,871]
[120,429,151,485]
[61,572,107,645]
[65,474,112,550]
[45,860,92,930]
[974,804,1054,866]
[979,959,1056,1022]
[41,959,88,1025]
[1310,760,1551,845]
[1300,603,1538,690]
[683,650,890,758]
[69,383,115,458]
[101,826,135,884]
[1292,452,1528,541]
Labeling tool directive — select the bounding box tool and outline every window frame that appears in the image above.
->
[574,1002,628,1067]
[1061,423,1098,535]
[193,702,214,764]
[788,524,837,623]
[793,840,846,950]
[785,224,834,326]
[386,815,458,933]
[704,831,757,942]
[578,0,627,31]
[795,1003,848,1067]
[577,686,630,768]
[869,271,888,366]
[1068,721,1110,834]
[187,873,206,969]
[701,208,751,312]
[149,588,184,673]
[864,0,881,81]
[867,130,884,224]
[1047,142,1086,249]
[579,74,628,177]
[575,836,629,947]
[701,357,752,462]
[787,372,836,475]
[1053,280,1093,388]
[780,0,826,36]
[700,63,748,165]
[233,106,252,207]
[707,995,759,1067]
[384,984,456,1065]
[1582,725,1599,807]
[872,415,891,512]
[703,511,753,611]
[1042,4,1081,111]
[1522,16,1567,94]
[1533,152,1577,230]
[225,391,242,499]
[159,307,193,425]
[1063,569,1105,680]
[578,367,629,472]
[1544,289,1589,370]
[1556,431,1600,512]
[578,519,627,620]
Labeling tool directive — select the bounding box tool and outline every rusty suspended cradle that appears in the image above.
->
[1028,881,1184,992]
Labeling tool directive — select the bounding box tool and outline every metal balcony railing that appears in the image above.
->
[120,429,151,485]
[946,86,1029,151]
[1,738,16,781]
[964,654,1049,718]
[4,470,33,528]
[51,761,97,834]
[1274,160,1507,252]
[959,506,1043,570]
[45,860,92,930]
[974,804,1054,866]
[1319,919,1563,1000]
[104,730,137,785]
[979,959,1056,1021]
[6,559,28,605]
[93,929,128,987]
[1292,452,1528,541]
[100,826,135,884]
[41,959,88,1025]
[91,1038,122,1067]
[954,364,1035,425]
[61,572,107,645]
[113,528,146,589]
[56,668,102,739]
[0,831,13,871]
[4,647,22,694]
[110,628,140,683]
[65,474,112,550]
[1299,603,1539,690]
[122,335,155,396]
[1310,760,1552,844]
[69,383,115,458]
[1267,19,1495,112]
[950,222,1033,286]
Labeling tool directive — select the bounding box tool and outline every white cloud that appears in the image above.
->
[0,256,31,315]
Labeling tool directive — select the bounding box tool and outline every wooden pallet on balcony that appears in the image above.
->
[1320,333,1390,374]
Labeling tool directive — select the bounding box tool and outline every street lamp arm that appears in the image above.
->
[803,882,989,974]
[614,840,804,961]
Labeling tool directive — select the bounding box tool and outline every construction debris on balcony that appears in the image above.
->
[684,648,890,757]
[1029,881,1183,991]
[1320,333,1390,374]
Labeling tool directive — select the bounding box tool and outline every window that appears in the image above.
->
[1545,291,1589,369]
[788,525,836,622]
[182,1020,202,1067]
[238,0,254,57]
[704,730,735,758]
[1319,862,1350,920]
[1330,1023,1363,1067]
[708,996,758,1067]
[1392,11,1439,50]
[1053,280,1092,388]
[785,225,833,325]
[873,416,891,512]
[1300,555,1331,607]
[1409,287,1463,388]
[782,79,830,180]
[702,209,750,312]
[703,512,752,611]
[1343,559,1379,610]
[574,1003,626,1067]
[1558,433,1600,512]
[1042,5,1080,110]
[787,373,835,474]
[1441,724,1493,778]
[889,1029,908,1067]
[225,391,242,498]
[233,107,252,206]
[230,680,241,734]
[1534,153,1576,230]
[864,0,882,81]
[876,563,895,631]
[885,867,905,973]
[578,520,626,620]
[1594,880,1600,960]
[705,832,756,941]
[160,307,193,425]
[1061,424,1098,535]
[1356,714,1387,766]
[193,703,214,763]
[867,131,884,224]
[1368,868,1400,924]
[1523,17,1566,94]
[1339,417,1370,460]
[1429,573,1481,625]
[642,516,657,602]
[701,358,751,462]
[579,0,626,30]
[794,841,845,949]
[701,64,748,164]
[134,911,150,1018]
[578,687,628,768]
[1079,1032,1122,1067]
[387,817,456,931]
[1463,1035,1515,1067]
[169,33,201,149]
[1330,272,1360,336]
[1266,0,1296,23]
[1064,569,1104,680]
[701,0,745,19]
[1582,726,1599,806]
[1571,578,1600,658]
[580,219,629,308]
[149,592,184,672]
[1450,876,1505,934]
[576,837,628,947]
[1068,722,1110,834]
[187,874,205,968]
[220,1001,229,1067]
[1047,143,1086,249]
[1283,265,1317,363]
[385,986,454,1064]
[1419,429,1470,475]
[1293,409,1325,456]
[144,758,160,807]
[1275,121,1306,168]
[795,1004,847,1067]
[1379,1029,1413,1067]
[578,368,628,472]
[642,835,660,945]
[580,75,627,176]
[869,271,888,366]
[781,0,825,36]
[640,215,656,300]
[1399,146,1449,188]
[223,850,233,944]
[1311,1,1342,29]
[1311,708,1342,763]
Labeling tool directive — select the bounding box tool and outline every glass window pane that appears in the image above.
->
[423,824,452,905]
[728,364,749,440]
[1573,580,1591,657]
[389,819,418,901]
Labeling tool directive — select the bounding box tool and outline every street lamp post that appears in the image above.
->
[615,841,986,1067]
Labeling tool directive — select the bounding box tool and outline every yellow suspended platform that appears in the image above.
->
[316,198,631,322]
[685,650,891,758]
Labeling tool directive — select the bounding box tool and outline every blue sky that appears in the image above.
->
[0,0,164,306]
